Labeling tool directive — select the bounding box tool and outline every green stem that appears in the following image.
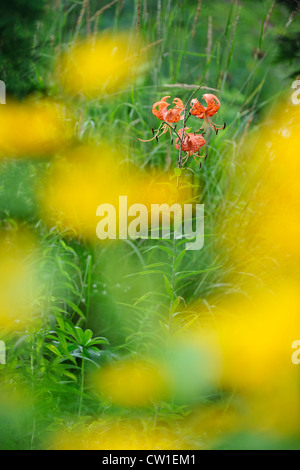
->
[178,84,203,170]
[78,358,85,416]
[168,237,177,335]
[85,254,92,326]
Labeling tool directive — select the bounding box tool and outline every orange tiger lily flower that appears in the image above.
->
[190,94,226,134]
[175,128,207,166]
[152,96,184,123]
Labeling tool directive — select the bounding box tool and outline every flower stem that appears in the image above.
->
[178,84,203,170]
[78,358,85,416]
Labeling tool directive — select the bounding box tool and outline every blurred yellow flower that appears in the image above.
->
[183,404,240,448]
[40,144,192,241]
[0,229,42,330]
[215,284,299,391]
[58,33,144,97]
[247,375,300,436]
[94,359,168,407]
[253,98,300,257]
[0,100,71,159]
[215,95,300,285]
[183,283,300,436]
[51,418,189,450]
[212,284,300,436]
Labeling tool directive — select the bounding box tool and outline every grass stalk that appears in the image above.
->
[192,0,203,38]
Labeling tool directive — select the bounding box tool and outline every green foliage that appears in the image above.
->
[276,0,300,76]
[277,32,300,76]
[0,0,47,97]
